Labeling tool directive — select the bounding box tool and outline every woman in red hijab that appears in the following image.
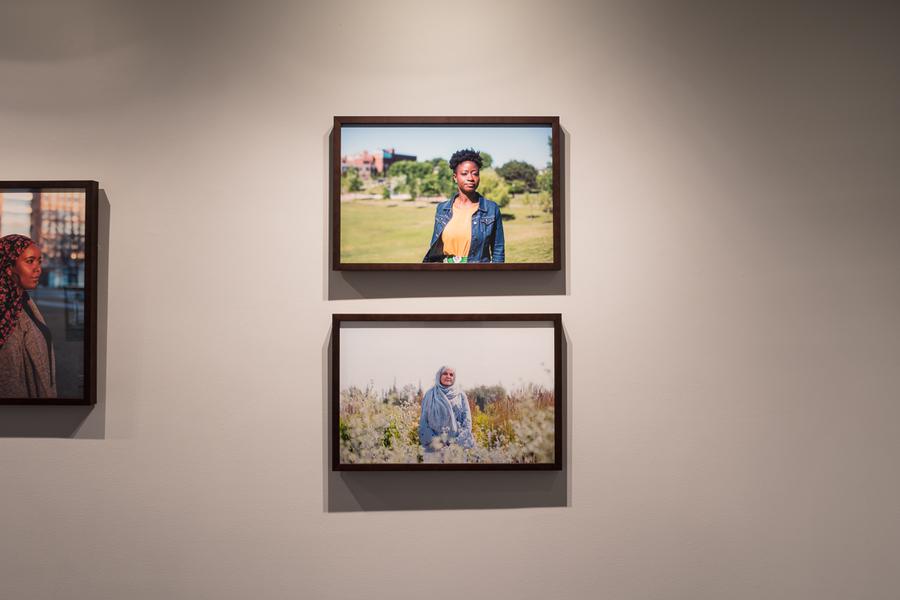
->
[0,234,56,398]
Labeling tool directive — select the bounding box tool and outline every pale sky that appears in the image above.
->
[339,323,555,391]
[341,125,553,170]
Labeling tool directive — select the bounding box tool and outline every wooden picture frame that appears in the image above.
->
[332,116,561,270]
[332,314,564,471]
[0,181,99,405]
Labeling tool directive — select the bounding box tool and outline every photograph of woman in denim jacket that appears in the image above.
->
[423,148,505,263]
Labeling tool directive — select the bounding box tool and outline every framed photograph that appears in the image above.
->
[332,314,563,470]
[332,116,561,270]
[0,181,99,405]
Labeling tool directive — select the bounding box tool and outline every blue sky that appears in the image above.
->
[341,125,553,170]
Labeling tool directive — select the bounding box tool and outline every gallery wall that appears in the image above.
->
[2,1,899,598]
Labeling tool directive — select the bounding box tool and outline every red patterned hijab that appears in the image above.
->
[0,234,36,347]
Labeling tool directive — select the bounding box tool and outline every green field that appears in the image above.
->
[340,196,553,263]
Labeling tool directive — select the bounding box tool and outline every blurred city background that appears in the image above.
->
[1,188,86,398]
[340,125,555,263]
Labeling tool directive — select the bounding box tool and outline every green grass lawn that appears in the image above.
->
[340,197,554,263]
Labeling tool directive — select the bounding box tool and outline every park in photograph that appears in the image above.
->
[0,181,98,405]
[332,314,563,470]
[333,117,560,270]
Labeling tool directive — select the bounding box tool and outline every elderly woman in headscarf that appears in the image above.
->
[418,366,475,450]
[0,234,56,398]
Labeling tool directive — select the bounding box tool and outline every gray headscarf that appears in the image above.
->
[421,366,461,436]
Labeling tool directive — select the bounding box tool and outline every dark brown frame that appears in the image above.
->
[332,116,562,271]
[331,313,564,471]
[0,180,99,406]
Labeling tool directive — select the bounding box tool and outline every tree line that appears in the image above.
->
[342,148,553,213]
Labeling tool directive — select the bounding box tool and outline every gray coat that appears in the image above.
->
[0,298,57,398]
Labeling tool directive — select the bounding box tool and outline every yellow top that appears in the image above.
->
[441,199,479,258]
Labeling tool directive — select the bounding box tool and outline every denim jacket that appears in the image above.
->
[423,193,505,263]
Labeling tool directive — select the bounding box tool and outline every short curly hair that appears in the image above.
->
[449,148,483,172]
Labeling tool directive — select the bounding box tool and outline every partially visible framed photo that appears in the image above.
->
[0,181,98,405]
[332,116,561,270]
[332,314,563,470]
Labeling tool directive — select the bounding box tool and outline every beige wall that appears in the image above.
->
[1,1,899,598]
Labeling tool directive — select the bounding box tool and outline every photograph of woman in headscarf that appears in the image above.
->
[0,234,56,398]
[336,320,557,466]
[418,365,475,451]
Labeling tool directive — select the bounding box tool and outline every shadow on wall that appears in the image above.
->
[327,469,567,512]
[0,189,110,439]
[322,326,571,512]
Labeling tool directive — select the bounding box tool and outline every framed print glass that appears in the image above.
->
[332,116,561,270]
[332,314,563,470]
[0,181,98,405]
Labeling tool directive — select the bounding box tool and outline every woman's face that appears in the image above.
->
[453,161,480,194]
[440,368,456,386]
[12,244,42,290]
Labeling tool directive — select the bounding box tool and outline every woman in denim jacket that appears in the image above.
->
[423,148,505,263]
